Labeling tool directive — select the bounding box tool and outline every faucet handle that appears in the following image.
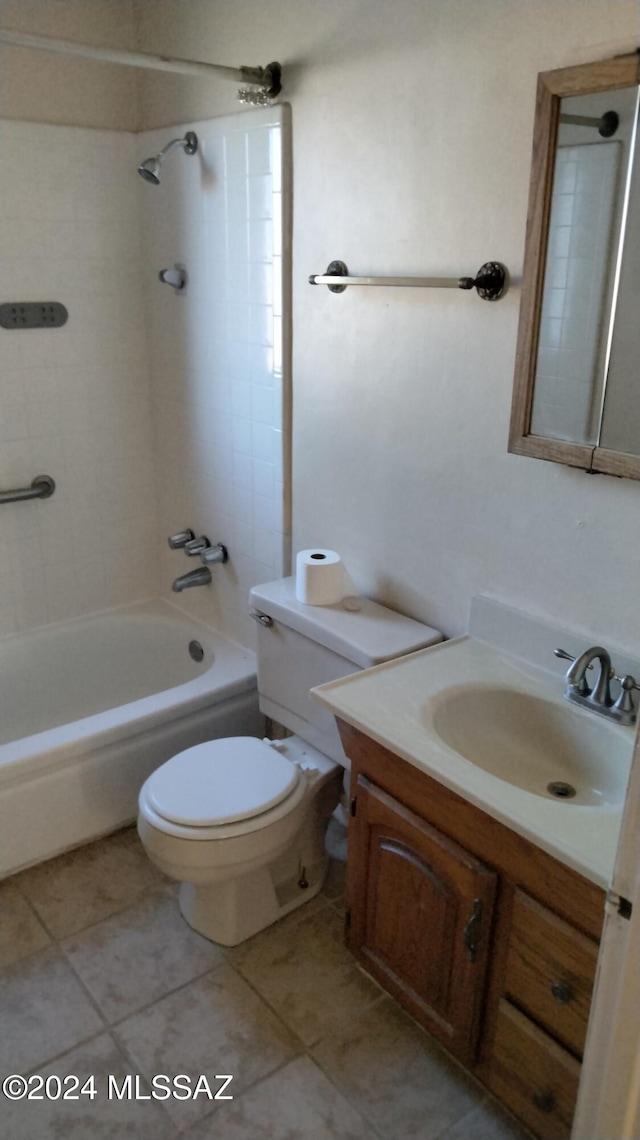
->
[184,536,211,556]
[201,543,228,565]
[612,675,640,721]
[554,648,594,668]
[168,529,195,549]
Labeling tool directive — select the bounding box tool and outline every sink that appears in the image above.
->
[430,684,630,806]
[312,629,636,884]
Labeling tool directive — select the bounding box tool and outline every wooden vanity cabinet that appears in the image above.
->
[349,775,497,1064]
[338,720,605,1140]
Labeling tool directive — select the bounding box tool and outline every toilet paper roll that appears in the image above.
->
[296,549,346,606]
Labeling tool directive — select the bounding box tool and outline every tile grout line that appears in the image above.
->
[104,1026,182,1136]
[12,872,175,945]
[178,1053,308,1137]
[90,957,229,1032]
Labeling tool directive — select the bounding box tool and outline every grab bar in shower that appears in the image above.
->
[309,260,508,301]
[0,475,56,505]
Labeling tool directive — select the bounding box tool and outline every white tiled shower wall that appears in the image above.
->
[139,107,290,647]
[531,143,619,444]
[0,121,158,636]
[0,109,289,646]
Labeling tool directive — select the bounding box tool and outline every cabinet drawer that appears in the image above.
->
[486,1000,581,1140]
[505,890,599,1057]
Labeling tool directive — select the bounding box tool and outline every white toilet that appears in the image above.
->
[138,577,441,945]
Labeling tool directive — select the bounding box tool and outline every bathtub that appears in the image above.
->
[0,601,263,877]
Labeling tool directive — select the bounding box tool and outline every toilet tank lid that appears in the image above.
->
[250,577,443,669]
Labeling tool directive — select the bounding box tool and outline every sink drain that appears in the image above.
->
[547,781,577,799]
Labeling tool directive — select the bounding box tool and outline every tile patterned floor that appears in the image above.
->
[0,827,531,1139]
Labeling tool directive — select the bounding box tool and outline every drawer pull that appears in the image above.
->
[463,898,483,963]
[551,980,574,1004]
[532,1090,556,1113]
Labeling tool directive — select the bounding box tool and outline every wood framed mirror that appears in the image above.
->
[509,53,640,479]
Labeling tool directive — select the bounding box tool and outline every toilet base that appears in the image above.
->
[178,851,329,945]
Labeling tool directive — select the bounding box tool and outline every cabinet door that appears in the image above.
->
[347,775,497,1064]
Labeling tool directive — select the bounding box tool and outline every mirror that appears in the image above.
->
[509,54,640,479]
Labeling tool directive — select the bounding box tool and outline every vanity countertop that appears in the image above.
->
[312,635,634,889]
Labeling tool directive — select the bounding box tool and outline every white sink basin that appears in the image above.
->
[312,634,635,886]
[430,683,629,806]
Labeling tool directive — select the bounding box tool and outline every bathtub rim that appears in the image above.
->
[0,598,257,787]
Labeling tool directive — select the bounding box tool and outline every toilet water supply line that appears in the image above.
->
[0,30,282,104]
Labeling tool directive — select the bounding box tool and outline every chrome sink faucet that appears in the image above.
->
[554,646,639,726]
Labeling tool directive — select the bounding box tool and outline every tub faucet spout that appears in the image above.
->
[172,567,212,592]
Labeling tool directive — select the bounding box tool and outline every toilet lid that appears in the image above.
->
[146,737,301,827]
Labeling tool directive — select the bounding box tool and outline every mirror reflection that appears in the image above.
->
[530,85,639,451]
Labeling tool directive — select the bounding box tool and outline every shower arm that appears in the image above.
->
[158,137,192,161]
[0,31,281,95]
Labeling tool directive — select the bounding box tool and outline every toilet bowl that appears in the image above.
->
[137,575,442,946]
[138,735,342,945]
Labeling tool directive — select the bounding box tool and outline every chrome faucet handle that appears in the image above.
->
[200,543,228,565]
[612,675,640,721]
[168,529,195,549]
[612,671,640,690]
[184,536,211,557]
[554,648,593,668]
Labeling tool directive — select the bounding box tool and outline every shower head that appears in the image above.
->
[138,156,162,184]
[137,131,198,185]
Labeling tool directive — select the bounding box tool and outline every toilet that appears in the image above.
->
[138,577,442,945]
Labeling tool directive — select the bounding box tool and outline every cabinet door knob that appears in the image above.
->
[551,980,574,1004]
[532,1090,556,1113]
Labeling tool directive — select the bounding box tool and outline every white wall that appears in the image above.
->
[0,0,140,130]
[134,0,640,654]
[138,107,290,646]
[0,121,158,635]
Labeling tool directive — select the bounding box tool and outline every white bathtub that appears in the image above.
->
[0,601,263,877]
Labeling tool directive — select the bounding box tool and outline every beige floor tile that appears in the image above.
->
[438,1098,534,1140]
[229,903,385,1047]
[0,946,104,1075]
[312,997,484,1140]
[187,1055,377,1140]
[115,963,300,1129]
[0,1032,176,1140]
[0,881,51,968]
[14,827,164,939]
[62,887,224,1022]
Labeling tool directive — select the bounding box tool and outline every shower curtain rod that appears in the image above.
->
[0,29,280,91]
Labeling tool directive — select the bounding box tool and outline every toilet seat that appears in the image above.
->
[146,737,301,827]
[139,737,308,842]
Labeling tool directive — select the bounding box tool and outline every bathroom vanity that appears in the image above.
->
[339,720,601,1140]
[312,610,635,1140]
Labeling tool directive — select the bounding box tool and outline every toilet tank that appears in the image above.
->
[249,578,442,765]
